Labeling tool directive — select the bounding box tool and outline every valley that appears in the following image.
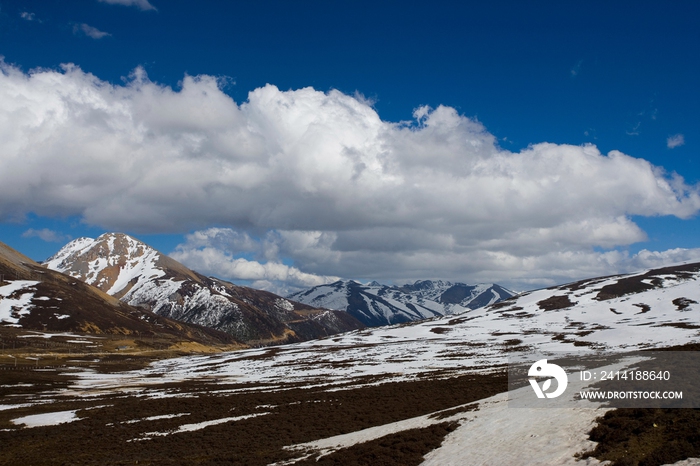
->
[1,258,700,464]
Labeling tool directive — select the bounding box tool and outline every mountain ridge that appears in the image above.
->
[44,233,364,344]
[0,240,236,345]
[288,279,514,326]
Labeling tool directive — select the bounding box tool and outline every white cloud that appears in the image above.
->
[170,229,339,293]
[21,228,71,243]
[627,247,700,269]
[74,23,111,39]
[20,12,37,21]
[97,0,156,11]
[173,227,700,292]
[667,133,685,149]
[1,61,700,290]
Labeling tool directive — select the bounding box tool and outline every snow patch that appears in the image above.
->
[0,280,39,324]
[12,410,80,428]
[275,298,294,311]
[130,412,270,441]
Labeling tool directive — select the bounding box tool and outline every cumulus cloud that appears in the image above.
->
[1,61,700,289]
[74,23,111,39]
[97,0,156,11]
[627,247,700,270]
[21,228,71,243]
[667,134,685,149]
[170,229,339,293]
[173,227,700,292]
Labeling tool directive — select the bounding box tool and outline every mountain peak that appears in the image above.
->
[406,279,454,290]
[1,239,235,344]
[44,234,363,344]
[45,232,164,297]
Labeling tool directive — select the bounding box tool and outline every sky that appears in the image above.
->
[0,0,698,294]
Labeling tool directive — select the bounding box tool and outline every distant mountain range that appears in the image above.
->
[44,233,363,344]
[288,279,514,326]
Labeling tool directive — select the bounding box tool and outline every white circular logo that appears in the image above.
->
[528,359,568,399]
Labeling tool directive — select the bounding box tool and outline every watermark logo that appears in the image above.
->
[528,359,568,399]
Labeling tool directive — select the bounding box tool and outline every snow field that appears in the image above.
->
[0,280,39,324]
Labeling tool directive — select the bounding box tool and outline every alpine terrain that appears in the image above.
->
[3,260,699,465]
[288,279,514,326]
[0,240,235,345]
[44,233,363,344]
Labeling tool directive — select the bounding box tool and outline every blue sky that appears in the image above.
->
[0,0,698,293]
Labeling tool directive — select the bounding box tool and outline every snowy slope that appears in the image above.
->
[7,261,700,465]
[45,233,363,343]
[288,279,514,326]
[0,240,235,343]
[69,261,700,391]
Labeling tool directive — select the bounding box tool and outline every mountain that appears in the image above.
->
[15,261,699,465]
[44,233,363,344]
[0,240,235,345]
[397,280,513,309]
[56,259,700,388]
[287,279,514,326]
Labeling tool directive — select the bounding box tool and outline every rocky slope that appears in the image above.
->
[44,233,363,344]
[0,240,235,345]
[288,279,514,326]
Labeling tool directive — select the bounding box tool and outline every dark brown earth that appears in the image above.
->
[0,324,242,374]
[580,345,700,466]
[3,344,700,465]
[537,294,577,311]
[673,297,699,311]
[579,408,700,466]
[0,358,507,466]
[594,263,700,301]
[295,422,460,465]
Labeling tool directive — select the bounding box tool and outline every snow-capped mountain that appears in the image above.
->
[287,279,514,326]
[397,279,513,309]
[6,259,700,465]
[44,233,363,344]
[0,240,234,345]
